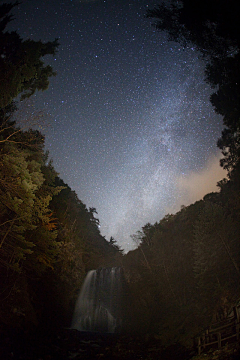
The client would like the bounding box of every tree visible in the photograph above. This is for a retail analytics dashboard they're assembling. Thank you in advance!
[109,236,124,254]
[146,0,240,174]
[0,1,59,109]
[0,140,43,271]
[193,201,240,320]
[0,126,64,273]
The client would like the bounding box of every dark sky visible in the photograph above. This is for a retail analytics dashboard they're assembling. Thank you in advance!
[6,0,226,252]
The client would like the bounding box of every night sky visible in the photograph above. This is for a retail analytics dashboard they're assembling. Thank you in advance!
[6,0,226,252]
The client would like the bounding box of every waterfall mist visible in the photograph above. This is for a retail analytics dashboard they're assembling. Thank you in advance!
[71,267,123,333]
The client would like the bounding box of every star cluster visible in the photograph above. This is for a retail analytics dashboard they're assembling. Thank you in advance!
[7,0,226,252]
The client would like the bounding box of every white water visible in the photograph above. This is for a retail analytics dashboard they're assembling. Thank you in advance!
[71,268,122,333]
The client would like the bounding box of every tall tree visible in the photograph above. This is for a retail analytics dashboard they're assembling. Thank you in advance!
[0,121,64,274]
[0,1,58,109]
[193,200,240,321]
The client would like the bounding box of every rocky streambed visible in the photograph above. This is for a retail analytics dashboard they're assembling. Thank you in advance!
[0,328,192,360]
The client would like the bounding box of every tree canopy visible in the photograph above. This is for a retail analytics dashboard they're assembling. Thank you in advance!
[0,1,59,109]
[0,1,123,334]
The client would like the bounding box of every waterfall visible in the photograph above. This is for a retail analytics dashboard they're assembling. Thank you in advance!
[71,267,123,333]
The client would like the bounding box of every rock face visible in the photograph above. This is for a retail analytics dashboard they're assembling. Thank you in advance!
[71,267,123,333]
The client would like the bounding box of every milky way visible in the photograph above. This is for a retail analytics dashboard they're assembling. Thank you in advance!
[7,0,226,251]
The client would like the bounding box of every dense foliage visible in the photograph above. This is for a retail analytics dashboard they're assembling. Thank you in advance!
[0,113,122,331]
[120,0,240,347]
[0,2,59,109]
[123,176,240,345]
[0,2,122,334]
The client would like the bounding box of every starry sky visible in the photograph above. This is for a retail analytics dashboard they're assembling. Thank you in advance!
[6,0,226,252]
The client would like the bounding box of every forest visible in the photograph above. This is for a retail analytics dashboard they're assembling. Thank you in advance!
[0,1,239,359]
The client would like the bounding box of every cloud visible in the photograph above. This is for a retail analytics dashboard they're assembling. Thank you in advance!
[174,153,227,209]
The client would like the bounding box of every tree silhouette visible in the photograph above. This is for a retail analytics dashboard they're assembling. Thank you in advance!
[0,1,59,109]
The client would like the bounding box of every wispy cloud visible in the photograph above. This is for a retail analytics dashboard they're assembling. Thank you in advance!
[174,153,227,209]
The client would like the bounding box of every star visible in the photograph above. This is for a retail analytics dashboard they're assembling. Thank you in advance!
[8,0,225,252]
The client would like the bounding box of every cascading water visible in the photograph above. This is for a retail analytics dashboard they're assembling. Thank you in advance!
[71,267,123,333]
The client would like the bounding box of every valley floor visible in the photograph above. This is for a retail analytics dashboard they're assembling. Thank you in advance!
[0,328,239,360]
